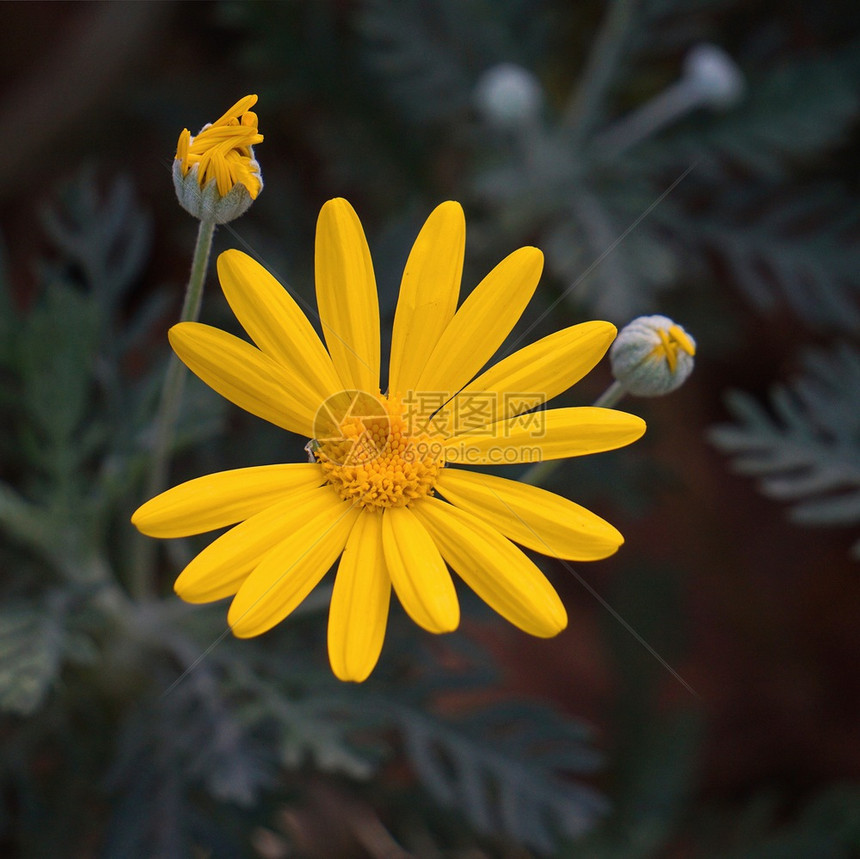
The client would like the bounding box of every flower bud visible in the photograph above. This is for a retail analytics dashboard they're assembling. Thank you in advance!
[610,315,696,396]
[474,63,543,128]
[173,95,263,223]
[682,44,745,110]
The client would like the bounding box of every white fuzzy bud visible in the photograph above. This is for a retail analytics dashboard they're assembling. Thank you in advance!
[474,63,543,128]
[172,159,261,224]
[610,315,696,396]
[683,44,745,109]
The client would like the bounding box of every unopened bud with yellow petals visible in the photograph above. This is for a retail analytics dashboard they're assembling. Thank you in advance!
[173,94,263,224]
[610,315,696,396]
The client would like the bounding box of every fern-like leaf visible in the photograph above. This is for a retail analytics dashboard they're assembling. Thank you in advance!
[357,0,548,126]
[674,185,860,331]
[652,50,859,178]
[0,598,84,716]
[40,171,152,315]
[709,343,860,558]
[396,700,606,853]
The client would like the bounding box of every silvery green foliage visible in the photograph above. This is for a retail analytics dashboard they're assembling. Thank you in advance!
[287,633,607,856]
[0,598,96,716]
[357,0,858,326]
[0,174,171,580]
[709,344,860,559]
[0,175,227,855]
[396,700,606,854]
[0,174,162,716]
[645,50,859,180]
[266,639,607,855]
[357,0,549,128]
[669,183,860,332]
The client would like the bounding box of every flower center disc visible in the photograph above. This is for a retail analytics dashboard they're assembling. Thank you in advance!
[312,391,443,510]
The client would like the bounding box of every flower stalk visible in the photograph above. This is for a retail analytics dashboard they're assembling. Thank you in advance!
[592,379,627,409]
[130,95,263,599]
[520,380,629,487]
[593,44,744,157]
[562,0,639,144]
[130,217,216,599]
[522,316,696,487]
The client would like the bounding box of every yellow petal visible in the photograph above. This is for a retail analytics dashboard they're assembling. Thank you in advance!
[211,94,258,127]
[174,485,332,604]
[315,198,380,393]
[132,464,324,538]
[415,246,543,396]
[442,407,646,464]
[169,322,317,436]
[217,250,343,404]
[328,511,390,682]
[228,498,360,637]
[388,202,464,396]
[437,468,623,561]
[381,506,459,634]
[449,321,616,423]
[412,497,567,637]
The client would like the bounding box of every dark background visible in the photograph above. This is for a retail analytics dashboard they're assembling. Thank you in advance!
[0,1,858,856]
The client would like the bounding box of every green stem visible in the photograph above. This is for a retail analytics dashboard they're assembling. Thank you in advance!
[520,380,629,486]
[562,0,639,145]
[517,457,558,489]
[129,218,216,599]
[592,379,627,409]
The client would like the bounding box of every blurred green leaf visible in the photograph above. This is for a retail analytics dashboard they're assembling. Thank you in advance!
[651,50,859,177]
[394,699,607,853]
[16,281,100,456]
[358,0,550,126]
[674,185,860,332]
[0,601,66,716]
[40,171,152,315]
[710,344,860,558]
[711,785,860,859]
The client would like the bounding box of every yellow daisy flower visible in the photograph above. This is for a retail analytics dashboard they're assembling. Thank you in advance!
[132,199,646,682]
